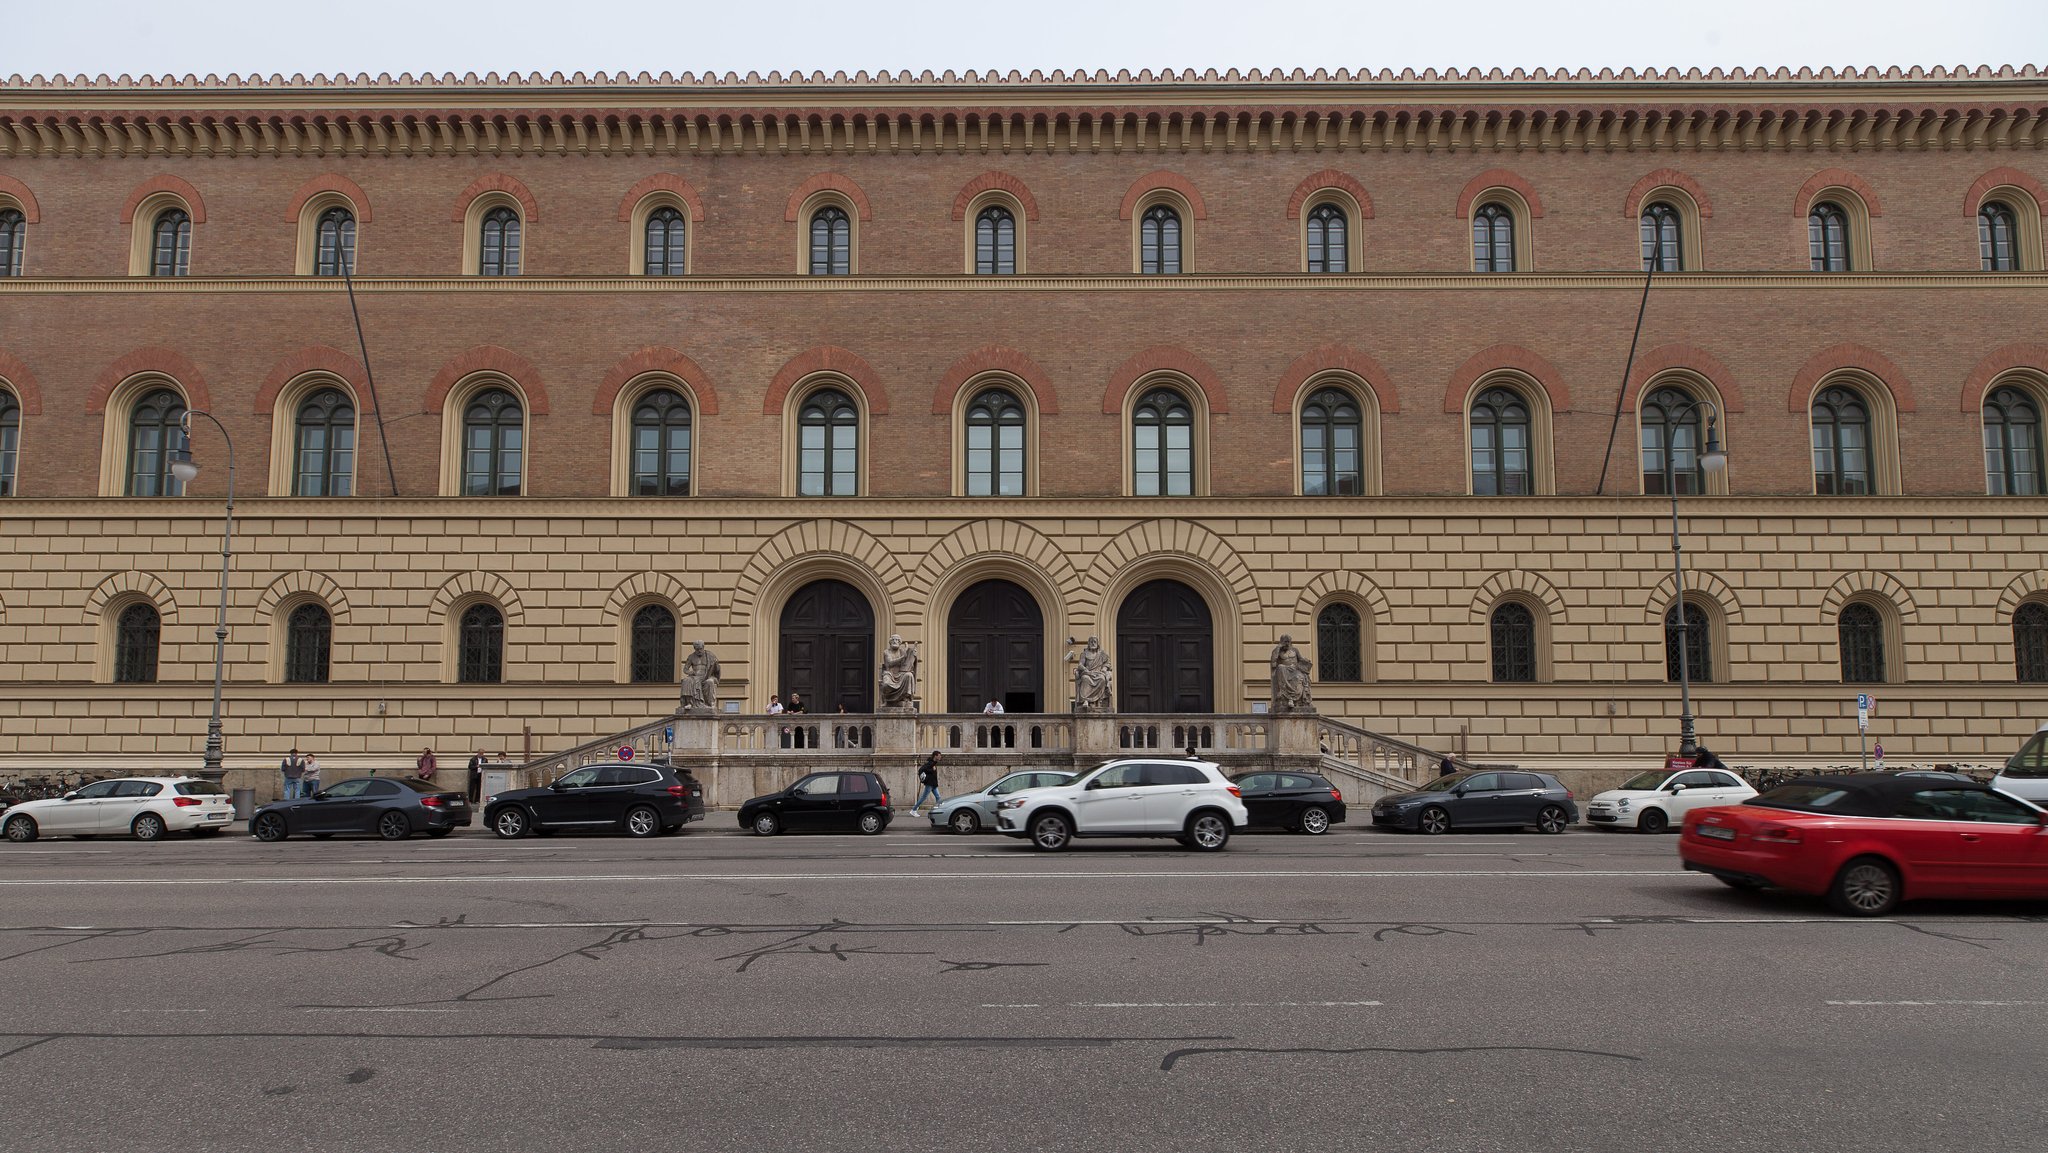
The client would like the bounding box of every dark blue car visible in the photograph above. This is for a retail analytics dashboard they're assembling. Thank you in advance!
[250,776,472,841]
[1371,770,1577,835]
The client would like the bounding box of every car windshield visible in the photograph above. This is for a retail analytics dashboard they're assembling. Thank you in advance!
[173,781,226,797]
[1620,771,1672,790]
[1747,783,1863,813]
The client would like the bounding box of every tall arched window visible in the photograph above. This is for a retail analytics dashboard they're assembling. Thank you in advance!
[1980,202,2020,271]
[964,387,1025,496]
[1983,385,2043,496]
[1809,202,1851,271]
[1307,203,1348,273]
[1473,203,1515,272]
[461,388,523,496]
[1316,603,1363,682]
[0,208,23,277]
[644,207,687,276]
[293,388,355,497]
[1664,602,1711,683]
[1641,386,1705,496]
[1838,603,1885,683]
[313,206,355,276]
[1470,387,1531,495]
[150,209,191,277]
[1641,202,1682,271]
[284,603,332,684]
[631,388,692,496]
[810,206,851,275]
[1812,386,1872,495]
[1300,387,1362,496]
[0,389,18,496]
[1490,602,1537,683]
[457,603,505,684]
[2015,602,2048,684]
[479,207,521,276]
[1140,204,1181,274]
[975,206,1016,275]
[798,388,858,496]
[630,603,676,684]
[126,388,187,497]
[1132,386,1194,496]
[114,602,160,684]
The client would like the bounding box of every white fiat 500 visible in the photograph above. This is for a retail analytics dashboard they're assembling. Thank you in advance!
[2,777,235,843]
[1584,767,1756,834]
[995,757,1248,852]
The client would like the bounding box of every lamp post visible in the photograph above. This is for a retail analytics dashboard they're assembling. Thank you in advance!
[168,411,235,779]
[1662,401,1728,758]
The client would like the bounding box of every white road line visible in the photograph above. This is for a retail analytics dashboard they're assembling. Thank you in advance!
[1,850,115,855]
[0,869,1682,886]
[981,1001,1382,1009]
[301,1007,466,1013]
[111,1008,210,1013]
[1825,999,2048,1006]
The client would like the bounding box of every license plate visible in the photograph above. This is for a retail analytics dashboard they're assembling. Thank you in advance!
[206,812,229,820]
[1696,825,1736,841]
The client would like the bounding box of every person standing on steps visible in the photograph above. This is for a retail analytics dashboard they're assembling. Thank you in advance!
[280,747,306,800]
[911,750,943,816]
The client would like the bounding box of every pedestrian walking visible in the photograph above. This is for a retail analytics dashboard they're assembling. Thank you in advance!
[911,750,943,816]
[1437,756,1456,778]
[279,747,306,800]
[416,747,437,781]
[467,748,487,804]
[300,753,321,796]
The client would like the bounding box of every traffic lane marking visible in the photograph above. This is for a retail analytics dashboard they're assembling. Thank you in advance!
[0,869,1691,886]
[981,1001,1383,1009]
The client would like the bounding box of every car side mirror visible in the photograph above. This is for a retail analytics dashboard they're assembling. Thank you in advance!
[1449,786,1466,797]
[61,792,77,801]
[1668,783,1687,793]
[312,790,329,800]
[550,781,569,791]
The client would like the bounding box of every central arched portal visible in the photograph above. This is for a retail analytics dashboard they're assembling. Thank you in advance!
[947,579,1045,713]
[779,579,874,711]
[1116,578,1214,713]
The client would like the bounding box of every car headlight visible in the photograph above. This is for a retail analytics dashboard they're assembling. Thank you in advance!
[1614,799,1630,810]
[997,798,1028,810]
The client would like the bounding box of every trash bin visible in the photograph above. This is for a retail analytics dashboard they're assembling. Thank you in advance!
[231,787,256,821]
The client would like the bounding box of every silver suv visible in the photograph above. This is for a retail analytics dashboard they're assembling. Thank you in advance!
[995,758,1249,852]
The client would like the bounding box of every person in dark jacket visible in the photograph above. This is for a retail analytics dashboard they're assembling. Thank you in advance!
[466,748,487,804]
[911,750,943,816]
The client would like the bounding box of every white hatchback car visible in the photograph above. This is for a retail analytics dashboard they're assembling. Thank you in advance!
[995,757,1248,851]
[1584,766,1756,833]
[1991,720,2048,806]
[2,777,235,842]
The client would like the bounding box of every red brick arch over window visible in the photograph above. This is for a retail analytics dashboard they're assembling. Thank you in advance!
[592,347,722,415]
[1102,346,1228,413]
[764,347,889,414]
[1963,167,2048,215]
[1285,170,1375,220]
[118,175,207,223]
[424,346,550,415]
[1793,169,1884,217]
[86,348,212,414]
[1960,343,2048,411]
[0,175,41,222]
[951,172,1040,221]
[1118,171,1208,220]
[284,174,373,221]
[1454,169,1545,219]
[0,350,44,414]
[931,346,1060,414]
[1623,169,1714,218]
[1272,345,1399,413]
[1622,345,1744,413]
[783,174,873,222]
[1786,344,1914,413]
[253,346,374,415]
[449,174,539,222]
[615,174,706,221]
[1442,346,1569,413]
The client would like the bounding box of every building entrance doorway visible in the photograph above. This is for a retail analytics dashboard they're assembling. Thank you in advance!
[1116,578,1214,713]
[779,579,874,712]
[947,579,1044,712]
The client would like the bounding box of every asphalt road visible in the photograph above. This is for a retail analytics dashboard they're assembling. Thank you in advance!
[2,821,2046,1153]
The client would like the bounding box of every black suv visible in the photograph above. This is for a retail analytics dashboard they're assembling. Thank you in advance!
[739,771,892,836]
[485,761,706,838]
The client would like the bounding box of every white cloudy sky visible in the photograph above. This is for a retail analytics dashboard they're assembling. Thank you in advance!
[4,0,2044,79]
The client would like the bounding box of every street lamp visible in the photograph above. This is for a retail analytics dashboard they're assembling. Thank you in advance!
[1662,401,1728,758]
[168,411,235,779]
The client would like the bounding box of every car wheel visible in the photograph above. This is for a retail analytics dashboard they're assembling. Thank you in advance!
[751,811,781,837]
[624,805,662,838]
[1029,812,1072,851]
[949,808,982,835]
[1418,805,1451,836]
[492,807,530,839]
[1637,808,1670,835]
[252,812,288,842]
[3,815,37,843]
[1537,805,1571,835]
[1298,806,1331,835]
[1716,876,1766,892]
[377,811,412,841]
[856,809,886,835]
[131,812,167,842]
[1828,856,1901,917]
[1186,811,1231,852]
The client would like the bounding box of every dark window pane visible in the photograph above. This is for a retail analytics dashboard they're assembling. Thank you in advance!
[964,387,1026,495]
[126,388,188,497]
[630,603,676,684]
[798,388,859,495]
[1809,203,1850,272]
[461,388,523,496]
[1300,387,1363,495]
[1983,385,2043,496]
[1641,386,1705,495]
[151,209,191,277]
[1470,387,1532,495]
[1316,603,1363,682]
[1641,202,1682,271]
[314,207,356,276]
[810,206,851,275]
[1132,387,1193,495]
[479,207,521,276]
[1473,203,1515,272]
[1140,204,1181,275]
[285,603,332,684]
[644,207,687,276]
[1664,603,1711,683]
[0,389,18,496]
[630,388,692,496]
[458,604,505,684]
[1980,203,2018,272]
[114,602,161,684]
[2016,602,2048,684]
[1812,385,1872,495]
[1307,203,1347,273]
[1839,603,1885,683]
[1490,602,1537,683]
[975,206,1016,275]
[0,209,25,277]
[293,388,356,497]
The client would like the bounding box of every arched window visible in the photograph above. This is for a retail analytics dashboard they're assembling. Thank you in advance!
[1809,202,1851,271]
[313,206,355,276]
[479,207,521,277]
[293,388,355,497]
[1307,203,1348,273]
[1984,386,2043,496]
[1300,387,1362,495]
[630,603,677,684]
[0,389,18,496]
[1641,202,1682,271]
[810,206,851,275]
[114,602,160,684]
[0,208,23,277]
[1140,204,1181,275]
[1812,386,1872,495]
[975,206,1016,275]
[1132,386,1194,496]
[2015,602,2048,684]
[1470,387,1531,495]
[150,209,191,277]
[1473,203,1515,272]
[1838,602,1885,683]
[1316,603,1363,682]
[126,388,187,497]
[284,603,332,684]
[631,388,692,496]
[457,603,505,684]
[1490,602,1537,683]
[964,387,1025,496]
[798,388,858,496]
[1641,386,1705,495]
[461,388,523,496]
[1980,202,2020,271]
[1664,602,1711,683]
[644,207,687,276]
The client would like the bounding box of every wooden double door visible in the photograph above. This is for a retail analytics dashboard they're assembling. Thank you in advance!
[947,579,1044,713]
[779,579,874,712]
[1116,578,1214,713]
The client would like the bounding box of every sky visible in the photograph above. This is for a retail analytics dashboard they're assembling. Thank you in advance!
[4,0,2045,81]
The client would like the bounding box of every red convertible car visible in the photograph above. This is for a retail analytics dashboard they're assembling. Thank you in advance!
[1680,773,2048,916]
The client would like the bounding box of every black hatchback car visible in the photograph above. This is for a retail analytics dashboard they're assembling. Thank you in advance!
[485,761,705,838]
[1371,770,1577,835]
[1229,771,1347,834]
[739,771,892,836]
[251,776,472,841]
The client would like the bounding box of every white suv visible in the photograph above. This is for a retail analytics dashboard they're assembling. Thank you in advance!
[995,758,1248,852]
